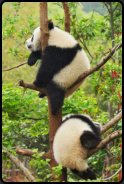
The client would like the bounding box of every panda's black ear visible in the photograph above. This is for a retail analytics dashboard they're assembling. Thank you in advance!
[27,51,42,66]
[49,22,54,30]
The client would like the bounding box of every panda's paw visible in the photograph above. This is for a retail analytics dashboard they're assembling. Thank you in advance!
[71,168,96,180]
[33,80,38,86]
[38,92,46,98]
[33,80,43,87]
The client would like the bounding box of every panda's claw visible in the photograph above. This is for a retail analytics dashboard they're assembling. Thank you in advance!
[38,92,46,98]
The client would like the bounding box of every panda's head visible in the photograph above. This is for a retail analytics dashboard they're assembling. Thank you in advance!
[26,22,55,66]
[26,26,41,52]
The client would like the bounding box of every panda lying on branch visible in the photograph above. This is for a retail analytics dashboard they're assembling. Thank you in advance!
[53,114,102,180]
[26,22,90,115]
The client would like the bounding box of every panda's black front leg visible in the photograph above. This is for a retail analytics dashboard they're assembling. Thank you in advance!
[27,51,42,66]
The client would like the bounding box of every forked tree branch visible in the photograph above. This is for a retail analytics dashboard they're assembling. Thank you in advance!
[88,111,122,157]
[16,111,122,159]
[2,145,35,182]
[19,79,47,95]
[16,130,122,159]
[88,130,122,157]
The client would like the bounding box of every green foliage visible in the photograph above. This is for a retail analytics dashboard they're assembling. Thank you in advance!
[2,83,49,151]
[52,165,63,178]
[29,152,51,182]
[2,83,49,120]
[92,62,122,113]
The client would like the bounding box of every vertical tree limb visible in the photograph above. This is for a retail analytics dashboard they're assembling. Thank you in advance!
[62,2,70,32]
[47,97,67,182]
[40,2,51,53]
[39,2,67,181]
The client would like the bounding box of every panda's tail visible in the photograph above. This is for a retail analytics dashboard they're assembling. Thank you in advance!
[46,80,65,115]
[71,168,97,180]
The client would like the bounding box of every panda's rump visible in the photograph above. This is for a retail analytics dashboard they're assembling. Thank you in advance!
[53,49,90,90]
[53,119,89,171]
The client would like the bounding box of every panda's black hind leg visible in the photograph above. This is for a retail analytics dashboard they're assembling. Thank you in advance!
[80,130,102,149]
[46,80,65,115]
[71,168,96,180]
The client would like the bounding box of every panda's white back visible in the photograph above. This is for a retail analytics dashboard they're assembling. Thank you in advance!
[53,118,92,171]
[48,27,77,48]
[53,48,90,97]
[48,27,90,95]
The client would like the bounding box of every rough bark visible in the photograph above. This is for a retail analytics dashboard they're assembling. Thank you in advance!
[62,2,70,32]
[40,2,51,53]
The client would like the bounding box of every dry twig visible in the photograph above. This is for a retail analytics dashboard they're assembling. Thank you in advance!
[2,61,27,72]
[2,145,35,182]
[78,2,84,8]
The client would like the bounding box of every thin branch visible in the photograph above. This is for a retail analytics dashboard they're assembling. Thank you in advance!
[2,61,27,71]
[16,147,41,157]
[19,79,47,95]
[104,2,110,13]
[102,165,122,181]
[88,112,122,157]
[98,51,109,62]
[102,111,122,134]
[16,147,52,160]
[80,39,94,59]
[14,2,21,17]
[88,130,122,157]
[20,88,26,101]
[2,145,35,182]
[94,9,104,16]
[78,2,84,8]
[71,23,94,59]
[113,2,119,13]
[69,41,122,89]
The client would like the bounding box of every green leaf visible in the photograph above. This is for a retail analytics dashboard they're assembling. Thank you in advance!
[7,164,11,168]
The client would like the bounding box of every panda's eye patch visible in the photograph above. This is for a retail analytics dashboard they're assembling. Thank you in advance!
[31,35,34,42]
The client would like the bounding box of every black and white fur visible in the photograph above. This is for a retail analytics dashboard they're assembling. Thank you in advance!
[53,114,102,180]
[26,22,90,115]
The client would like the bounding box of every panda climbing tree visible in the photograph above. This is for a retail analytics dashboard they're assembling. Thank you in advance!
[25,22,90,115]
[15,2,122,182]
